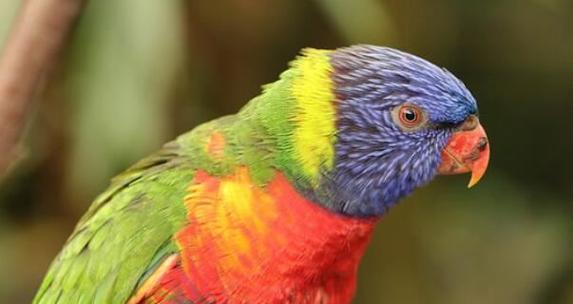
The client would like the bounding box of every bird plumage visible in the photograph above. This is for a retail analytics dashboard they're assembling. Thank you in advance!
[34,45,488,304]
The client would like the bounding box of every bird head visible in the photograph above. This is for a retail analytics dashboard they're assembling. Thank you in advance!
[305,45,490,217]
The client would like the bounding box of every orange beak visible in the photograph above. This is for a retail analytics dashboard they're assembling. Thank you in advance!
[437,116,490,188]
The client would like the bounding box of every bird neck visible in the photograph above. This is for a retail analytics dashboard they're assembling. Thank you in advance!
[237,48,337,190]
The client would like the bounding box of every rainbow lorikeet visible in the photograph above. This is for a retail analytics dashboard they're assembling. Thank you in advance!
[34,45,489,304]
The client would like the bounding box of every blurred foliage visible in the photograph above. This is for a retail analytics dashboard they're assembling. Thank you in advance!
[1,0,572,303]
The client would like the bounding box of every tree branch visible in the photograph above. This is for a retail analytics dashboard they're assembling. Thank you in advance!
[0,0,85,178]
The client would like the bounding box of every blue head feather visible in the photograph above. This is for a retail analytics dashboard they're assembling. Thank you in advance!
[311,45,478,217]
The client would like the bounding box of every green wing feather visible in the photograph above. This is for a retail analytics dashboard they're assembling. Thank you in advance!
[33,141,195,304]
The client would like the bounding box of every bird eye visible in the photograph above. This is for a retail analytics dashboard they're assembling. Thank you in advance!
[398,105,423,128]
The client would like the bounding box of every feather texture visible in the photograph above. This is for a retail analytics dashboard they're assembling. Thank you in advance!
[34,45,481,303]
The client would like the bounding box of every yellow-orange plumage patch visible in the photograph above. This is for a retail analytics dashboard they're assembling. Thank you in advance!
[205,131,226,159]
[178,168,278,278]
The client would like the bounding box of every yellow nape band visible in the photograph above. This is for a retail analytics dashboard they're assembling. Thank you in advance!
[291,49,336,185]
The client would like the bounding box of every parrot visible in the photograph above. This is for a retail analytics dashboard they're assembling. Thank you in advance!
[33,45,490,304]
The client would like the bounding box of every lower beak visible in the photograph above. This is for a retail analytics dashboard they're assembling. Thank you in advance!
[437,119,490,188]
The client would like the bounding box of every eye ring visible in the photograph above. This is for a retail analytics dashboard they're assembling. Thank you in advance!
[397,104,424,129]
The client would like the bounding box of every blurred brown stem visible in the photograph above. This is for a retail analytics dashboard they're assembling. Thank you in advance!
[0,0,85,178]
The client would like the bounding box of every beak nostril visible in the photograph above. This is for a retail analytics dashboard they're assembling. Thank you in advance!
[461,115,479,131]
[477,137,488,151]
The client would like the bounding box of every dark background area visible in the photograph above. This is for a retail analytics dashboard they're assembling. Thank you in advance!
[0,0,572,303]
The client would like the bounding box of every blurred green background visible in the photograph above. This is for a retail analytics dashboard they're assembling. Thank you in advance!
[1,0,572,303]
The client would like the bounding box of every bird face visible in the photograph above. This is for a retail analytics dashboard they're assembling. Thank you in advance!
[321,45,490,217]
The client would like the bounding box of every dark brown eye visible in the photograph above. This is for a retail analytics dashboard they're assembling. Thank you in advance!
[398,105,422,127]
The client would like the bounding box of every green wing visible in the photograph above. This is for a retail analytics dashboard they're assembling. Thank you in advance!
[33,141,196,304]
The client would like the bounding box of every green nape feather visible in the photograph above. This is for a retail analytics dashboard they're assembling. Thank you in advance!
[33,48,337,303]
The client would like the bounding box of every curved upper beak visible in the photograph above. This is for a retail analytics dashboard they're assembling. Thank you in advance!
[437,115,490,188]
